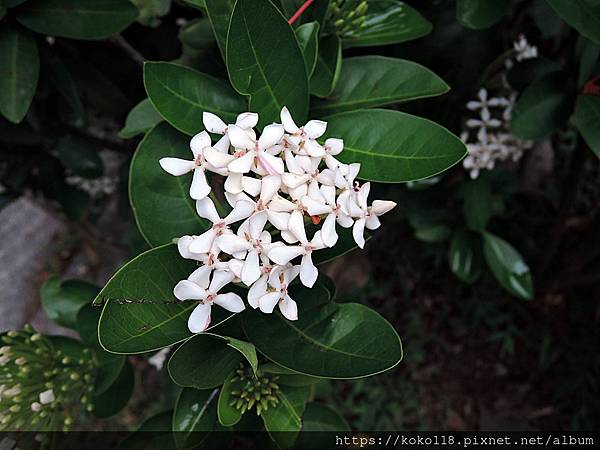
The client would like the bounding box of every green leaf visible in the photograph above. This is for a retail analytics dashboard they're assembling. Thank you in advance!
[217,372,242,427]
[129,122,209,247]
[97,244,233,354]
[144,61,246,136]
[203,0,235,57]
[322,109,467,183]
[242,282,402,378]
[310,34,342,98]
[41,276,99,330]
[576,35,600,86]
[545,0,600,44]
[279,0,330,27]
[296,21,319,77]
[510,72,573,140]
[92,359,135,418]
[415,223,451,243]
[262,362,320,387]
[119,98,163,139]
[342,0,432,48]
[168,333,243,389]
[54,135,105,179]
[119,411,175,450]
[299,403,350,431]
[131,0,171,27]
[483,232,534,300]
[226,0,309,126]
[225,336,258,374]
[262,385,310,448]
[506,57,562,92]
[311,56,449,116]
[173,388,217,449]
[448,230,483,284]
[0,24,39,124]
[179,17,215,50]
[459,177,494,231]
[456,0,510,30]
[312,227,364,264]
[16,0,138,40]
[573,95,600,159]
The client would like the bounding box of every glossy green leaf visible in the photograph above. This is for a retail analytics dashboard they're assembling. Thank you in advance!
[226,0,309,126]
[262,385,310,448]
[173,388,217,449]
[168,333,243,389]
[448,230,483,284]
[311,56,449,115]
[262,362,320,387]
[132,0,171,27]
[545,0,600,44]
[119,98,163,139]
[459,177,494,231]
[92,360,135,418]
[506,57,561,92]
[0,24,39,124]
[217,372,242,427]
[204,0,234,57]
[296,21,319,77]
[144,61,246,136]
[322,109,467,183]
[242,282,402,378]
[129,122,209,247]
[16,0,138,40]
[179,17,215,50]
[226,337,258,374]
[573,95,600,159]
[41,276,99,330]
[97,244,232,354]
[511,72,573,140]
[278,0,330,27]
[456,0,510,30]
[576,36,600,86]
[483,232,534,300]
[300,403,349,431]
[310,34,342,98]
[54,135,104,179]
[342,0,432,48]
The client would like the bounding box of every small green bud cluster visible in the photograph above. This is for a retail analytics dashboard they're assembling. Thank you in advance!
[0,325,96,431]
[327,0,369,36]
[229,364,280,416]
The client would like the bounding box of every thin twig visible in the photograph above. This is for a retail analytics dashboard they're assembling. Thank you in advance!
[109,35,145,67]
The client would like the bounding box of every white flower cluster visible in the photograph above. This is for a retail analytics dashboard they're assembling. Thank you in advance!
[462,35,537,179]
[160,107,396,333]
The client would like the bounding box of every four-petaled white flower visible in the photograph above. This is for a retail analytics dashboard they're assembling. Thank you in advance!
[161,107,396,332]
[174,267,245,332]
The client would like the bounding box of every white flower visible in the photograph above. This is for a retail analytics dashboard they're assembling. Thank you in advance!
[258,265,301,320]
[159,131,225,200]
[513,35,538,62]
[39,389,55,405]
[174,268,245,333]
[164,106,398,331]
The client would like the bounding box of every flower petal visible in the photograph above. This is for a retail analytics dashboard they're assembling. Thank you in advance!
[228,124,254,149]
[300,253,318,288]
[259,292,282,314]
[288,210,308,244]
[204,146,234,168]
[371,200,396,216]
[249,210,268,238]
[241,249,261,286]
[214,292,245,313]
[209,269,235,293]
[366,214,381,230]
[228,151,254,174]
[188,229,217,254]
[257,151,285,175]
[188,303,212,333]
[258,124,284,150]
[268,195,296,212]
[283,265,301,285]
[174,280,206,300]
[248,275,268,309]
[224,172,244,194]
[203,112,227,134]
[190,168,211,200]
[280,106,300,134]
[224,200,255,225]
[242,176,262,197]
[190,131,211,157]
[267,210,290,230]
[303,120,327,139]
[196,197,221,223]
[214,134,230,152]
[216,233,250,254]
[235,112,258,129]
[187,265,212,289]
[321,213,338,247]
[268,245,304,265]
[301,196,330,216]
[279,295,298,320]
[260,174,281,204]
[324,137,343,155]
[159,158,194,176]
[352,217,366,249]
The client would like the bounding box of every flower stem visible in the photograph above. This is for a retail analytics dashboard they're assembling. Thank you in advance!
[288,0,315,25]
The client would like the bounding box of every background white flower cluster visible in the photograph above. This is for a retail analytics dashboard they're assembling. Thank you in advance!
[159,107,396,333]
[462,35,537,179]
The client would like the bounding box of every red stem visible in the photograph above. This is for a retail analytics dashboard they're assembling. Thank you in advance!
[288,0,315,25]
